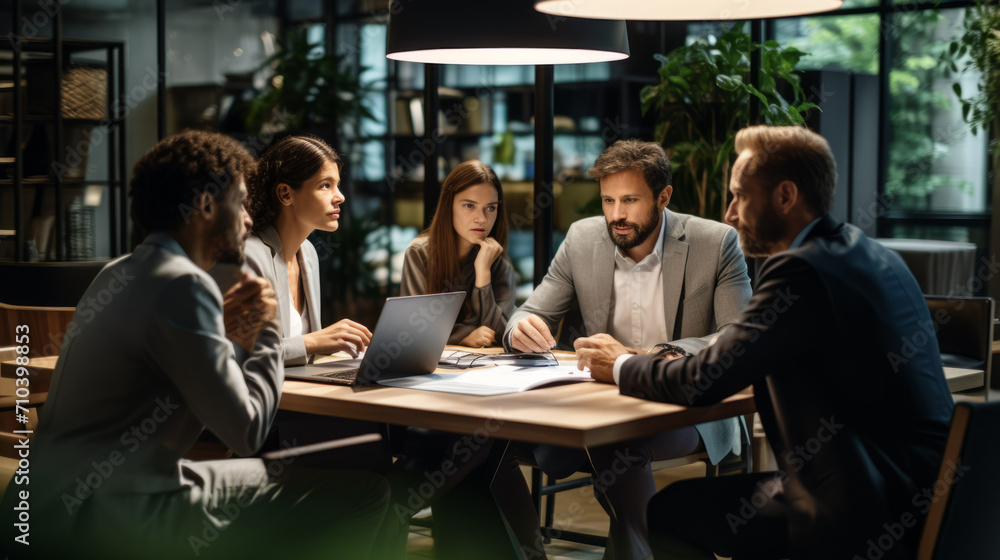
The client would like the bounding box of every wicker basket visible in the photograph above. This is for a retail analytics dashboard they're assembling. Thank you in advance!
[26,62,107,119]
[61,66,107,120]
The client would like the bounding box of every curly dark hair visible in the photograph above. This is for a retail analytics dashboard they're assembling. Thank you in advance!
[130,129,254,237]
[248,135,343,231]
[588,139,672,198]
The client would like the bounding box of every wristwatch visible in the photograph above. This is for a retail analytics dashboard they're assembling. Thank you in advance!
[651,343,690,358]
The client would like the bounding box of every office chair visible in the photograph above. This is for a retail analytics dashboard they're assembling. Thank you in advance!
[530,414,754,547]
[917,401,1000,559]
[924,296,994,397]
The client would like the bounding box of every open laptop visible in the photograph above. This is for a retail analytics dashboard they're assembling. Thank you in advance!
[284,291,466,386]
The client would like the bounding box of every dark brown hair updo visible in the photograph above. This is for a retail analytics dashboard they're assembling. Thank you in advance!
[248,135,343,231]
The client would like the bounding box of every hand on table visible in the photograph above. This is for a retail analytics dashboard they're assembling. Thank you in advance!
[459,325,496,348]
[223,274,278,352]
[574,334,634,383]
[304,319,373,358]
[509,314,556,353]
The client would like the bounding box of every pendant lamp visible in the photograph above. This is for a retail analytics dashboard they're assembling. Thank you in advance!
[386,0,629,65]
[533,0,842,21]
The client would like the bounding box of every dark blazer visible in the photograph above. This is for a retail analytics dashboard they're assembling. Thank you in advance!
[619,215,955,559]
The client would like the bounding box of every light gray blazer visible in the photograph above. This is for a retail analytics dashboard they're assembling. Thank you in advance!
[505,210,752,463]
[30,234,283,518]
[243,225,322,366]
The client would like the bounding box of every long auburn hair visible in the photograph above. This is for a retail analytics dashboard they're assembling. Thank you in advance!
[425,160,509,293]
[248,135,343,231]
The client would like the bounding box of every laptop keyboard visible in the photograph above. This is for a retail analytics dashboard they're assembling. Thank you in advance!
[316,368,360,382]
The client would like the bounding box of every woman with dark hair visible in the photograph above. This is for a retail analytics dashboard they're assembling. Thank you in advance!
[245,135,372,365]
[244,135,387,473]
[400,160,516,348]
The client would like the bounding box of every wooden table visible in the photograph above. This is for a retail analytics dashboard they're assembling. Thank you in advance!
[943,366,984,393]
[281,378,755,449]
[2,354,754,449]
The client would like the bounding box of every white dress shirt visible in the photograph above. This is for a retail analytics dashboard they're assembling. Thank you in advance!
[608,209,669,351]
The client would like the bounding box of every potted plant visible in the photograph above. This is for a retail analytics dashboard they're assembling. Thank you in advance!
[946,0,999,199]
[244,27,382,324]
[640,23,817,222]
[245,28,372,137]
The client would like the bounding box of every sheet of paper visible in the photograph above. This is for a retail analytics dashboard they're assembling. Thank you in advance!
[378,365,592,396]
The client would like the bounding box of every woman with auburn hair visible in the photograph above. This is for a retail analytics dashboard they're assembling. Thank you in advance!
[244,134,372,365]
[400,160,515,348]
[375,162,543,560]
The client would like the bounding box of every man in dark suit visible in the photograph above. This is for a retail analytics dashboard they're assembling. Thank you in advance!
[575,125,955,560]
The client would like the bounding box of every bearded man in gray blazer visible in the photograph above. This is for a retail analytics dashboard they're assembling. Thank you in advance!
[504,139,752,560]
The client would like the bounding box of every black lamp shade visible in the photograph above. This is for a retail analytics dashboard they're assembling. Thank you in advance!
[386,0,629,65]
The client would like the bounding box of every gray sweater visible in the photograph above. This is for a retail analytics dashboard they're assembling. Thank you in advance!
[400,235,516,345]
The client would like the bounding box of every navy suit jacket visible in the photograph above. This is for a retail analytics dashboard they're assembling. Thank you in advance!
[620,215,954,559]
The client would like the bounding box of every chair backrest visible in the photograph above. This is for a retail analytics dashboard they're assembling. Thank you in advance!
[925,296,994,389]
[0,261,105,307]
[917,401,1000,559]
[0,303,75,357]
[0,261,103,356]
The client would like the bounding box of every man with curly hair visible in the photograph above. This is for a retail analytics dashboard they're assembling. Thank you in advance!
[3,130,389,559]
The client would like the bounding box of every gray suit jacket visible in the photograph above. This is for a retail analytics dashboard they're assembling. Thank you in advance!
[29,234,284,520]
[243,226,322,366]
[505,209,752,463]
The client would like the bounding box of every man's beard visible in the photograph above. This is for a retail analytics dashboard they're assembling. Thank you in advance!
[212,208,245,265]
[737,203,785,258]
[607,205,661,251]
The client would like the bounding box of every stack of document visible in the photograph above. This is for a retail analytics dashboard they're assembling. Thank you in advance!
[378,365,593,396]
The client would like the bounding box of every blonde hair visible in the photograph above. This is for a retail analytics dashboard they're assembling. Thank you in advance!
[734,126,837,215]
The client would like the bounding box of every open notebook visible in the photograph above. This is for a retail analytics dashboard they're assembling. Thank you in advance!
[377,364,593,396]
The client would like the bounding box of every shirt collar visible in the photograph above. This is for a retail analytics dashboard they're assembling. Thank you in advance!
[142,232,190,259]
[614,208,667,265]
[789,217,822,250]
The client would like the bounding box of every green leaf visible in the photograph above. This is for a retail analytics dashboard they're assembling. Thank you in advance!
[716,74,743,91]
[953,82,962,98]
[668,75,691,89]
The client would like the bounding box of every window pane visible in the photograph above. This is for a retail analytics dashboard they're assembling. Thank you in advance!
[773,14,880,74]
[885,8,987,213]
[842,0,878,8]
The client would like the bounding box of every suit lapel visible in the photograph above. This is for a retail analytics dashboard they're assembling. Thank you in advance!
[300,245,321,330]
[259,226,291,334]
[593,232,615,333]
[661,210,688,340]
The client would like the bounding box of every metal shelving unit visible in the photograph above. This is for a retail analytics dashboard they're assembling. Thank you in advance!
[1,1,126,262]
